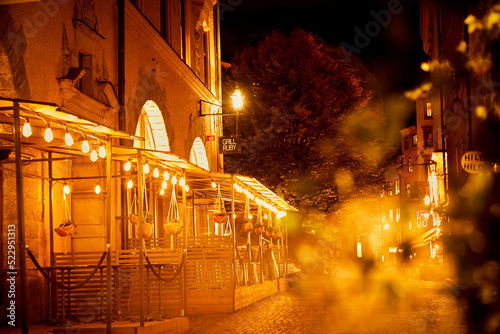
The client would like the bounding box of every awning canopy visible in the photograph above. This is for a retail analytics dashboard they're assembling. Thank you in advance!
[0,98,297,213]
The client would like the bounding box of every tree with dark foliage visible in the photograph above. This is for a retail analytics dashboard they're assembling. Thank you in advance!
[223,29,395,232]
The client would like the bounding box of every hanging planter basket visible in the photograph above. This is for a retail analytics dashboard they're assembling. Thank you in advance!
[165,219,183,235]
[266,227,276,239]
[136,222,154,239]
[213,212,228,224]
[254,224,264,236]
[241,218,253,232]
[165,187,183,235]
[55,220,75,237]
[213,185,229,227]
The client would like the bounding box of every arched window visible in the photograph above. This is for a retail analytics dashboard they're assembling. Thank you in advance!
[133,100,170,152]
[189,137,209,170]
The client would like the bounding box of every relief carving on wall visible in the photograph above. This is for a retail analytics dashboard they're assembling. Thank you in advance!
[74,0,99,32]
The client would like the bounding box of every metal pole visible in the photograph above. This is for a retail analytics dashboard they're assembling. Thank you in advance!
[137,151,144,327]
[231,176,236,311]
[14,100,29,333]
[182,170,188,316]
[49,152,57,319]
[106,138,112,334]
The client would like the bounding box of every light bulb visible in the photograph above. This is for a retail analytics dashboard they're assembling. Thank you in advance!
[212,181,216,188]
[185,185,189,192]
[160,188,165,196]
[95,184,101,194]
[143,163,150,174]
[63,185,70,194]
[124,160,131,171]
[99,146,106,158]
[249,214,253,219]
[127,179,133,189]
[162,180,167,189]
[90,149,98,162]
[81,140,90,153]
[171,175,177,185]
[180,178,185,187]
[163,171,169,181]
[22,119,32,138]
[153,167,159,178]
[44,126,53,143]
[65,131,73,146]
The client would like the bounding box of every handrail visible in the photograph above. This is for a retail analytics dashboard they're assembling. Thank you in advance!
[26,246,108,290]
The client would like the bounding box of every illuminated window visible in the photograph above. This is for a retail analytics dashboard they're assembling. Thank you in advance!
[404,136,409,150]
[395,180,400,194]
[409,221,412,230]
[408,157,413,173]
[412,134,417,147]
[406,183,411,198]
[396,208,400,222]
[389,209,394,223]
[425,101,433,118]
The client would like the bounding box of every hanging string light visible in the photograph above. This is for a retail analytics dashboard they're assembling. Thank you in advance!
[44,125,54,143]
[63,184,71,194]
[22,118,32,138]
[143,161,150,174]
[98,145,106,158]
[185,185,189,192]
[81,140,90,153]
[171,175,177,185]
[90,149,98,162]
[64,129,73,146]
[179,177,185,187]
[124,159,131,171]
[212,181,216,188]
[163,170,169,181]
[127,179,133,189]
[95,183,101,194]
[160,188,165,196]
[153,166,160,178]
[162,180,168,189]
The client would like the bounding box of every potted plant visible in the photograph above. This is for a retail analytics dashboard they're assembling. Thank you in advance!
[241,218,253,232]
[254,224,264,236]
[55,219,75,237]
[165,187,183,235]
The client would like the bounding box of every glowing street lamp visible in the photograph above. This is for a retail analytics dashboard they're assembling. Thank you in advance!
[230,88,244,110]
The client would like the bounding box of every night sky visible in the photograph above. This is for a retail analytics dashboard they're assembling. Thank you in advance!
[220,0,428,97]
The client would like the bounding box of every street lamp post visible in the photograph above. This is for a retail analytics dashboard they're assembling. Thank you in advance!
[199,88,244,135]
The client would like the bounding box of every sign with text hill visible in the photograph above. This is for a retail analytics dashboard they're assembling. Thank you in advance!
[219,136,241,154]
[461,151,489,174]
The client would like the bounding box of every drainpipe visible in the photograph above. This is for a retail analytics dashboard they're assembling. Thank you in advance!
[118,0,128,250]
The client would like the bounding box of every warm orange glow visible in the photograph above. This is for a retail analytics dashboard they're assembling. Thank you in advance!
[65,131,74,146]
[99,146,106,158]
[231,89,244,110]
[127,179,133,189]
[81,140,90,153]
[153,167,160,178]
[162,180,167,189]
[63,185,71,194]
[44,126,53,142]
[90,149,98,162]
[95,184,101,194]
[124,160,131,171]
[22,119,32,137]
[163,171,169,181]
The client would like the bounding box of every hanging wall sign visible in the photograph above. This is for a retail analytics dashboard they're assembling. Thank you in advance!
[461,151,488,174]
[219,136,241,154]
[206,135,215,142]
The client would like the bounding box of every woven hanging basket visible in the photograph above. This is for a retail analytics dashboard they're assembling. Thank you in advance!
[165,219,183,235]
[55,220,74,237]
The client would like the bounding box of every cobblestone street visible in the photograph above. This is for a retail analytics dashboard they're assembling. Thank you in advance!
[187,269,465,334]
